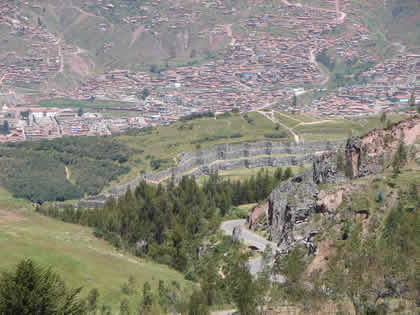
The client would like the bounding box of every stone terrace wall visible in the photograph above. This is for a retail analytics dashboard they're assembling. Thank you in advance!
[77,140,338,208]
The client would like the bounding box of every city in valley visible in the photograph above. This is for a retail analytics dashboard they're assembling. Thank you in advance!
[0,0,418,142]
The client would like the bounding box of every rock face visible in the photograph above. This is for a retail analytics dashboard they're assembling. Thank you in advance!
[267,116,420,255]
[77,140,337,208]
[313,151,346,185]
[232,225,243,243]
[345,115,420,178]
[268,170,320,254]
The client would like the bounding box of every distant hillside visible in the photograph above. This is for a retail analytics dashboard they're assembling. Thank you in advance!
[349,0,420,49]
[0,110,407,204]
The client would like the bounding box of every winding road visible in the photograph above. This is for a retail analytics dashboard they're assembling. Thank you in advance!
[220,219,282,276]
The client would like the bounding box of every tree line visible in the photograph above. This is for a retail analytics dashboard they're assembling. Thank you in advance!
[38,167,295,272]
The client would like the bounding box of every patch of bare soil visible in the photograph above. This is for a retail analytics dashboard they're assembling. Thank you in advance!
[68,55,93,76]
[306,240,334,274]
[0,210,26,224]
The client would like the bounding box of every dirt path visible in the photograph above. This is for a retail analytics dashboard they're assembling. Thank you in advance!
[65,166,71,182]
[0,73,6,85]
[258,110,300,144]
[57,40,64,73]
[282,0,346,24]
[224,24,235,45]
[294,119,333,127]
[276,111,302,124]
[129,25,145,48]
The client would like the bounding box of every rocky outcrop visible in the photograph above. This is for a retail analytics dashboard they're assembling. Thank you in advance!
[267,116,420,256]
[345,115,420,178]
[268,170,321,254]
[312,151,346,185]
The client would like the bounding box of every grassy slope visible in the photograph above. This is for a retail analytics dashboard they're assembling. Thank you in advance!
[0,188,191,311]
[110,112,281,185]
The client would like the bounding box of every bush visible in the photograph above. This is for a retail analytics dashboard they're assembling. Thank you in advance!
[264,132,288,139]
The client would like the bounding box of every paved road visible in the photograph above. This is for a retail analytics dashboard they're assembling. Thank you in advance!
[220,220,281,276]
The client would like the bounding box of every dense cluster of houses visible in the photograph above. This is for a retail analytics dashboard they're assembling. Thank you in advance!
[308,54,420,116]
[0,0,418,142]
[0,105,147,142]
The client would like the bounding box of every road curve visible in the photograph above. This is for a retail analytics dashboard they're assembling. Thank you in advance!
[220,219,280,275]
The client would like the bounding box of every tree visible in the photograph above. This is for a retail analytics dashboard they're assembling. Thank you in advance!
[380,112,387,125]
[0,259,86,315]
[292,95,297,107]
[150,64,158,73]
[336,150,344,172]
[187,290,209,315]
[87,288,99,313]
[392,142,407,176]
[120,298,130,315]
[141,88,150,100]
[139,281,153,314]
[274,167,283,181]
[190,48,197,59]
[283,167,293,180]
[226,253,264,315]
[1,120,8,135]
[78,107,84,117]
[409,91,415,107]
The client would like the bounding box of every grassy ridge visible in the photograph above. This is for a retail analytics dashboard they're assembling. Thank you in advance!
[0,189,191,311]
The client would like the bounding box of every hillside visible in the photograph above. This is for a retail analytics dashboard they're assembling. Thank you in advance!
[0,0,417,120]
[0,189,192,312]
[0,111,407,204]
[32,115,420,314]
[245,115,420,313]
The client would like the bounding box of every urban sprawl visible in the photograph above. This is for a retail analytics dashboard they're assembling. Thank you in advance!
[0,0,418,142]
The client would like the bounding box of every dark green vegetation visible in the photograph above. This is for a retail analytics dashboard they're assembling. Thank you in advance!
[0,137,134,203]
[39,168,293,267]
[316,49,374,88]
[0,259,192,315]
[0,259,86,315]
[35,168,294,313]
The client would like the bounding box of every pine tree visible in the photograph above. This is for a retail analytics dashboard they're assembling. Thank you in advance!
[187,290,209,315]
[119,298,130,315]
[283,167,293,180]
[1,120,8,135]
[87,288,100,313]
[139,282,153,314]
[336,150,344,172]
[0,259,86,315]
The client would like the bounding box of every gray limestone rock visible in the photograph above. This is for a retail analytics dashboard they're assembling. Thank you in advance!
[232,225,243,243]
[268,170,320,254]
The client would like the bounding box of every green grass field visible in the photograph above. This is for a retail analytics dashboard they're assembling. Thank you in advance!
[104,111,409,190]
[0,189,191,311]
[110,112,283,186]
